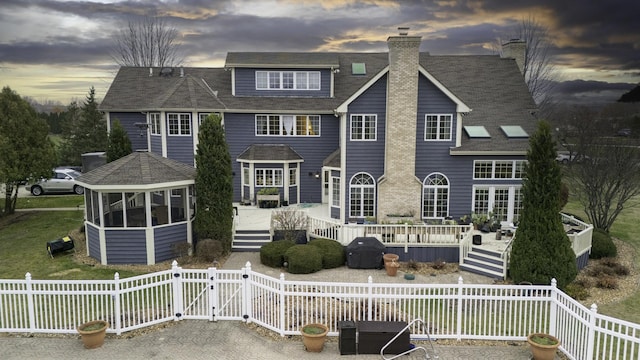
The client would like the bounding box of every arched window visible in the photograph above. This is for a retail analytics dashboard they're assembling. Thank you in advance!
[422,173,449,219]
[349,173,375,218]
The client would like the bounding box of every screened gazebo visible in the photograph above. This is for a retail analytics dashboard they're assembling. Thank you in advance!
[76,151,196,265]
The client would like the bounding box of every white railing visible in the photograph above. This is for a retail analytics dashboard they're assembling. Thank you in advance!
[307,215,471,246]
[561,213,594,257]
[2,262,638,359]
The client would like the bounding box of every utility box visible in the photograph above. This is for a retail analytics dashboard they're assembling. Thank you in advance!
[357,321,410,355]
[338,321,356,355]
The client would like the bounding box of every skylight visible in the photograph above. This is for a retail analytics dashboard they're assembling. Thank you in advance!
[500,125,529,138]
[351,63,366,75]
[464,126,490,138]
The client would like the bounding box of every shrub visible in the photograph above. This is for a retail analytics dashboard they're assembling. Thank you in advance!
[590,229,617,259]
[407,259,420,271]
[597,257,630,276]
[195,239,224,262]
[565,283,590,300]
[285,245,323,274]
[431,259,446,270]
[573,276,594,289]
[586,264,616,277]
[308,238,345,269]
[260,240,295,268]
[596,275,618,289]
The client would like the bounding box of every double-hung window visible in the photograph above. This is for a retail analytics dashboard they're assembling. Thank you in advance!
[150,113,161,135]
[168,113,191,136]
[350,114,377,140]
[425,114,452,140]
[255,115,320,136]
[256,71,321,90]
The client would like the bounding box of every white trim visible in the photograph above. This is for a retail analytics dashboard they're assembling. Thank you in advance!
[456,113,463,147]
[99,228,107,265]
[349,114,377,141]
[424,114,453,141]
[339,112,347,223]
[145,228,155,265]
[160,111,167,157]
[76,180,195,191]
[421,172,450,219]
[450,150,527,156]
[231,68,236,96]
[348,172,376,218]
[472,160,526,180]
[418,67,471,113]
[472,184,523,223]
[336,66,389,113]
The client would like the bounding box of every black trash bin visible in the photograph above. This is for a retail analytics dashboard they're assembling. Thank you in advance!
[338,320,356,355]
[472,234,482,245]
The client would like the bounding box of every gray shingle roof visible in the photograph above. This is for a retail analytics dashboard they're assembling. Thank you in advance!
[100,52,537,152]
[237,144,303,161]
[77,151,196,186]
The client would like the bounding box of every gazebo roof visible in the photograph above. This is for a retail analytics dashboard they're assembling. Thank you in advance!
[77,151,196,187]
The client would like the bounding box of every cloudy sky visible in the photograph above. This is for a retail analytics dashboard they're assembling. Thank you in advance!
[1,0,638,106]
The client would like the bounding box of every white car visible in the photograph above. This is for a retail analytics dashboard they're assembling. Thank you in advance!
[555,152,574,164]
[26,168,84,196]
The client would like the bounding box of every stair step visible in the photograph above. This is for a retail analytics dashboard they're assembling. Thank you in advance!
[459,263,504,279]
[467,251,503,266]
[233,229,271,252]
[463,257,503,273]
[470,247,502,257]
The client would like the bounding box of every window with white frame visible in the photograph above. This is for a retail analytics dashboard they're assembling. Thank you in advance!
[198,113,210,124]
[349,173,375,217]
[255,71,321,90]
[255,169,283,187]
[350,114,377,141]
[422,173,449,219]
[473,185,523,223]
[473,160,526,179]
[255,115,320,136]
[150,113,161,135]
[243,168,250,186]
[331,177,340,207]
[289,168,297,186]
[425,114,452,140]
[168,113,191,135]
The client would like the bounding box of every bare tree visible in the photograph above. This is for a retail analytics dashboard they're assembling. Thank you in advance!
[557,106,640,232]
[498,16,557,111]
[112,16,183,67]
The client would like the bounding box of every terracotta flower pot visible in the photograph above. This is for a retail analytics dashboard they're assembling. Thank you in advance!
[301,323,328,352]
[385,260,400,276]
[527,333,560,360]
[383,253,399,265]
[77,320,109,349]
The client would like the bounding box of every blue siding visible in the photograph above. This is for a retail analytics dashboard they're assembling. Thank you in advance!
[576,251,589,270]
[154,223,188,263]
[384,246,459,263]
[344,76,388,214]
[105,229,147,264]
[234,68,332,97]
[86,223,101,260]
[225,113,339,203]
[110,112,148,151]
[166,134,194,166]
[150,134,162,155]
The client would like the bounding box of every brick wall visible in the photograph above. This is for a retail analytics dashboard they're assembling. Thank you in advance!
[377,35,423,221]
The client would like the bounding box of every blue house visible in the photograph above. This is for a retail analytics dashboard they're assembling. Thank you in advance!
[100,31,535,228]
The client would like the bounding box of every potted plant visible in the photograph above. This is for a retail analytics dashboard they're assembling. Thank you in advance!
[385,259,400,276]
[458,214,471,225]
[527,333,560,360]
[77,320,109,349]
[301,323,329,352]
[471,212,488,230]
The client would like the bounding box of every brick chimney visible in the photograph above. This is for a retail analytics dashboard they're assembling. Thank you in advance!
[502,39,526,75]
[377,28,423,221]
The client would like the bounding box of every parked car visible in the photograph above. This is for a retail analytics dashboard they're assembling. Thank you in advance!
[555,152,574,164]
[26,168,84,196]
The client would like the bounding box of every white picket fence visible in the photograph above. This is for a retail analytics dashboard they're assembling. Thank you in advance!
[1,261,639,360]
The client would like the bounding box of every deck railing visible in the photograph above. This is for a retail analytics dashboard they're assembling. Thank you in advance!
[1,262,638,360]
[307,215,471,246]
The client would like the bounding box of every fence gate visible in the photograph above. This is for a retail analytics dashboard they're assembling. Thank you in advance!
[207,268,247,321]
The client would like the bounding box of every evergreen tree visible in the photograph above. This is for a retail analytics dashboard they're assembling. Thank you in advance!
[510,120,577,289]
[0,87,56,216]
[58,87,107,165]
[194,114,233,254]
[106,119,132,162]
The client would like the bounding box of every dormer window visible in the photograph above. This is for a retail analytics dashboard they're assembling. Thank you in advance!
[256,71,320,90]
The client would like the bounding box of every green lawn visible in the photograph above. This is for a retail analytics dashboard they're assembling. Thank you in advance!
[16,195,84,209]
[0,211,144,280]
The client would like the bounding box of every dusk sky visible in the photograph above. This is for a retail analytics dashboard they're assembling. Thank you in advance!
[1,0,639,107]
